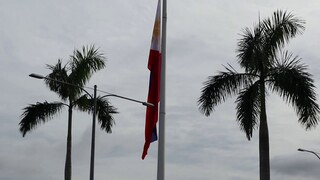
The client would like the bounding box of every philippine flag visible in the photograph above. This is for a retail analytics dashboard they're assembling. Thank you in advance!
[142,0,161,160]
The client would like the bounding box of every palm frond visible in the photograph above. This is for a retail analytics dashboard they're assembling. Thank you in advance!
[267,52,319,128]
[74,95,118,133]
[69,45,106,88]
[74,94,92,111]
[198,67,256,116]
[19,101,65,137]
[237,27,261,72]
[237,26,264,73]
[237,10,305,74]
[45,60,80,101]
[236,81,260,140]
[263,10,305,59]
[96,97,118,133]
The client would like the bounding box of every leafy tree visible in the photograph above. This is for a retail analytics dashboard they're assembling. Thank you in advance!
[19,45,118,180]
[198,10,319,180]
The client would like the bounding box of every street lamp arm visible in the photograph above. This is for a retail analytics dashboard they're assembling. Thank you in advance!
[100,93,154,107]
[30,73,151,107]
[29,73,94,99]
[311,152,320,160]
[30,73,150,106]
[297,148,320,160]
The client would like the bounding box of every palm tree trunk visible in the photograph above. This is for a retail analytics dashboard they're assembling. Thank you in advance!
[65,105,72,180]
[259,80,270,180]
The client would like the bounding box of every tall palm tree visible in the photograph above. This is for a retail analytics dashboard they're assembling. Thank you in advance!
[19,45,118,180]
[198,10,319,180]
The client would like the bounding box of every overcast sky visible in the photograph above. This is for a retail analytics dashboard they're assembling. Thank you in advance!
[1,0,320,180]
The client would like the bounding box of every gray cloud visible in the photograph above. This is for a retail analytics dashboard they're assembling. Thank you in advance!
[272,154,320,180]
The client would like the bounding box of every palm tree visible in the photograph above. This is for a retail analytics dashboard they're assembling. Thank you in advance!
[19,45,118,180]
[198,10,319,180]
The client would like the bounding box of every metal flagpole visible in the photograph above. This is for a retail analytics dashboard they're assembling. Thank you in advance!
[157,0,167,179]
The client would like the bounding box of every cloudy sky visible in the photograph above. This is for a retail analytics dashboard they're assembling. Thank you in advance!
[1,0,320,179]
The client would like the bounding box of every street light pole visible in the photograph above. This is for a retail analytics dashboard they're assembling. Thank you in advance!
[297,148,320,160]
[89,85,97,180]
[29,73,153,180]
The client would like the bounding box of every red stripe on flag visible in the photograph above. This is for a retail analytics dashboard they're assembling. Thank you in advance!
[142,49,161,160]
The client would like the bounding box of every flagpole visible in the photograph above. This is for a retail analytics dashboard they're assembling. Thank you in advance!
[157,0,166,179]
